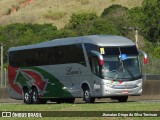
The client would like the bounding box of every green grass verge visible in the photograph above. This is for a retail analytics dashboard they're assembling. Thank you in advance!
[0,102,160,119]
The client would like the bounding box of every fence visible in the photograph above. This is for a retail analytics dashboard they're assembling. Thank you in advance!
[0,69,8,87]
[146,55,160,75]
[0,45,8,88]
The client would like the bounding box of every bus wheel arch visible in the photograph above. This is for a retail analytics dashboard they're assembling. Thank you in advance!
[22,86,32,104]
[81,83,95,103]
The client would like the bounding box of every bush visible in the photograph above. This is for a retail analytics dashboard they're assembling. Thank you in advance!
[52,29,78,39]
[0,23,57,46]
[67,13,98,29]
[153,47,160,58]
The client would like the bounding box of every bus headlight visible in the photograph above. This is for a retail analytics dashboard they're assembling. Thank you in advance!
[101,81,105,85]
[106,84,113,88]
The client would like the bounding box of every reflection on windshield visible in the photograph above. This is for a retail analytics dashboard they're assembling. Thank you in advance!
[102,56,141,80]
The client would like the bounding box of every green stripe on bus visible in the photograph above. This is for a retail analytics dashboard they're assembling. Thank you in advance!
[21,66,73,98]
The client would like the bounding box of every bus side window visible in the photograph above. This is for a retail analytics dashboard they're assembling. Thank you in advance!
[90,56,100,76]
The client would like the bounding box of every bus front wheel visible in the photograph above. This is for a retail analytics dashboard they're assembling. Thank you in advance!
[83,87,95,103]
[117,96,128,102]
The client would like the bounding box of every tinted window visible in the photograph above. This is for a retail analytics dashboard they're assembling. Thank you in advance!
[84,43,98,53]
[99,46,138,56]
[9,44,86,67]
[120,46,138,55]
[84,44,103,77]
[102,47,120,56]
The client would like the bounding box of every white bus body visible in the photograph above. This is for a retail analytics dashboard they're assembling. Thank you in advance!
[8,35,147,104]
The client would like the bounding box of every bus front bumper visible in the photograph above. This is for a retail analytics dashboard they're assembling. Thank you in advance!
[101,85,142,97]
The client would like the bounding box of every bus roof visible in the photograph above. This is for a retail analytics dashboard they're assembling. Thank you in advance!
[9,35,135,51]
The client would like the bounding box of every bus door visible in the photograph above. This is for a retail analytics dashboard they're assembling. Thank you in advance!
[88,51,104,96]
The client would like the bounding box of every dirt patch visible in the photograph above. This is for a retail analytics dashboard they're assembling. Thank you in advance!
[0,87,9,99]
[0,98,22,103]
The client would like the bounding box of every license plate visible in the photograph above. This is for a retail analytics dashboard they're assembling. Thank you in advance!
[122,91,128,94]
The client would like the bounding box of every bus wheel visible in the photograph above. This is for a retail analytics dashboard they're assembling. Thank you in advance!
[32,88,47,104]
[32,88,40,104]
[117,96,128,102]
[23,89,32,104]
[83,87,95,103]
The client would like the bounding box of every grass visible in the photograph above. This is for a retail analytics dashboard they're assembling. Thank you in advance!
[0,102,160,119]
[0,102,159,111]
[43,10,67,20]
[0,0,22,15]
[0,0,143,29]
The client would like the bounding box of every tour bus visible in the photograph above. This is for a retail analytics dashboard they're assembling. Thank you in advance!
[8,35,148,104]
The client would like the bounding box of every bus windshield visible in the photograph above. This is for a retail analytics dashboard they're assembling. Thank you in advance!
[100,46,142,81]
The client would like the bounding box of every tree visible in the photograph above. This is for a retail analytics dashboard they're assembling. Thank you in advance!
[66,12,121,36]
[101,4,133,36]
[126,7,147,29]
[75,18,121,35]
[142,0,160,42]
[101,4,128,18]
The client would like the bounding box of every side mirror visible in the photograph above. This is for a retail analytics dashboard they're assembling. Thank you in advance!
[139,51,148,64]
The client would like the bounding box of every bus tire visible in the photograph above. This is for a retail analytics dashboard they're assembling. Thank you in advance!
[83,87,95,103]
[32,88,47,104]
[117,96,128,102]
[23,89,32,104]
[32,88,40,104]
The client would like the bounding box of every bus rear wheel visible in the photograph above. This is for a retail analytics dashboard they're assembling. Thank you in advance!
[32,88,47,104]
[83,87,95,103]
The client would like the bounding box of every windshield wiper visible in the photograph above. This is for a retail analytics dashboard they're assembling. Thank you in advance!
[113,59,124,80]
[123,65,135,80]
[114,74,118,80]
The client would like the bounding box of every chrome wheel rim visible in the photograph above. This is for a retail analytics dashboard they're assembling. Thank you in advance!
[24,92,29,101]
[85,90,90,99]
[33,91,38,102]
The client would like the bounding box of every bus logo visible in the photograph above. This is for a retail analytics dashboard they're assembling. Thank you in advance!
[66,67,82,75]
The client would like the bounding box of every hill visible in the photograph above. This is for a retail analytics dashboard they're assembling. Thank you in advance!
[0,0,143,29]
